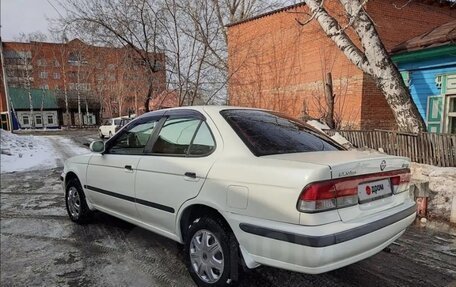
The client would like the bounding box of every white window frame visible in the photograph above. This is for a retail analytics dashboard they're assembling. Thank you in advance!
[444,94,456,133]
[22,115,30,125]
[47,114,55,125]
[37,59,47,66]
[35,115,43,126]
[39,71,48,79]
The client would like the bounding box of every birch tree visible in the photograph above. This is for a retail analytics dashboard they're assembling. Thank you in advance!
[14,33,47,128]
[56,0,164,112]
[54,0,285,107]
[180,0,285,104]
[59,39,71,126]
[297,0,426,132]
[49,32,72,126]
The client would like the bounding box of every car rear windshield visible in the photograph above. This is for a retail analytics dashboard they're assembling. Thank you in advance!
[220,109,341,156]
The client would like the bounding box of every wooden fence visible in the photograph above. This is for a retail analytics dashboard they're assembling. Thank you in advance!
[328,130,456,167]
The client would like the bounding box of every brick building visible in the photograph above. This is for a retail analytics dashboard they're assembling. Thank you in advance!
[0,44,9,130]
[1,38,166,128]
[227,1,456,130]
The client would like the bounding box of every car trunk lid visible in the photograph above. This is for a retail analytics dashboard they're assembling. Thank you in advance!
[264,151,411,222]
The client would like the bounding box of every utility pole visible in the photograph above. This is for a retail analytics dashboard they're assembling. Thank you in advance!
[0,37,13,131]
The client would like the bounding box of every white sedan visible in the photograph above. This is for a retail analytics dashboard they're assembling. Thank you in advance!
[61,106,416,286]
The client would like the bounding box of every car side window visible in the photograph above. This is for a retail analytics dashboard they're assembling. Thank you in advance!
[188,121,215,156]
[108,120,157,155]
[152,117,200,155]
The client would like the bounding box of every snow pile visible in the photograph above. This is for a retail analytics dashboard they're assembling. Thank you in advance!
[47,136,88,155]
[1,130,57,173]
[0,131,89,173]
[306,120,350,146]
[330,132,350,146]
[306,120,330,132]
[411,162,456,221]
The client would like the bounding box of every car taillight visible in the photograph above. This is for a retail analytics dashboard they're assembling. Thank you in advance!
[297,179,358,213]
[297,169,411,213]
[390,173,411,194]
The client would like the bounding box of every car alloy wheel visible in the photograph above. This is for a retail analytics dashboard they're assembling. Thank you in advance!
[190,229,225,284]
[65,178,92,224]
[67,186,81,219]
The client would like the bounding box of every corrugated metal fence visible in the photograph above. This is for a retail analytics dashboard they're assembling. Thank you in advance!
[328,130,456,167]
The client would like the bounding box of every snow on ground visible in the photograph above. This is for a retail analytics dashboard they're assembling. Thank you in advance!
[15,128,63,132]
[0,131,89,173]
[1,131,56,173]
[47,136,89,156]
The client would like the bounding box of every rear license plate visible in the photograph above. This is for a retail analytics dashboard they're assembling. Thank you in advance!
[358,179,392,203]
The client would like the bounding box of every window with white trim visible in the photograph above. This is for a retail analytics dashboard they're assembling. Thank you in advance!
[35,115,42,125]
[22,115,30,125]
[47,115,54,125]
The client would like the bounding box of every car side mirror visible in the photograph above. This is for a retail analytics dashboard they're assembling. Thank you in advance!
[90,140,105,153]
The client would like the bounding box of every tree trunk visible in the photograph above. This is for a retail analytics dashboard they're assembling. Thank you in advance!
[302,0,372,73]
[77,64,82,127]
[41,89,46,129]
[144,81,154,112]
[339,0,426,133]
[302,0,426,133]
[324,72,336,129]
[24,56,35,129]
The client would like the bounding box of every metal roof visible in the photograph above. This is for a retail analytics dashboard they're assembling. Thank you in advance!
[226,1,455,29]
[226,2,306,27]
[391,20,456,53]
[8,87,58,110]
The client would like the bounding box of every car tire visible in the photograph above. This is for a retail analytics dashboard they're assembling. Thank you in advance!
[65,178,93,224]
[99,131,104,139]
[109,131,112,138]
[185,217,239,287]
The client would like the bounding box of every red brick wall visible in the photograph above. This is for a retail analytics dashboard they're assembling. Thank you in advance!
[0,54,6,113]
[228,0,455,129]
[366,0,456,51]
[228,2,364,127]
[2,39,166,119]
[361,74,397,130]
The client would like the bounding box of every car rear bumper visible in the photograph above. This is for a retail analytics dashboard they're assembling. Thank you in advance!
[229,202,416,274]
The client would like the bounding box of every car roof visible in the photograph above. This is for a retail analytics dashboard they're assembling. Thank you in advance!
[141,105,266,118]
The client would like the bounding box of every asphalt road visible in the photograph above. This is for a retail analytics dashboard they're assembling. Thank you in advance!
[1,134,456,287]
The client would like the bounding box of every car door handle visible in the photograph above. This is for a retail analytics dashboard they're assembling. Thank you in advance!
[184,172,196,179]
[124,165,133,171]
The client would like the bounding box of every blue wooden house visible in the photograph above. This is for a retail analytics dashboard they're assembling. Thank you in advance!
[392,20,456,133]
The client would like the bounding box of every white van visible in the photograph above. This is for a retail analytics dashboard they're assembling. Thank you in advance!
[98,117,132,138]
